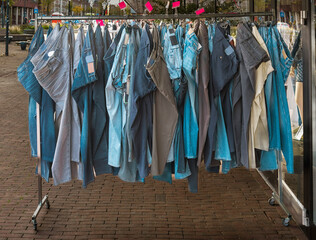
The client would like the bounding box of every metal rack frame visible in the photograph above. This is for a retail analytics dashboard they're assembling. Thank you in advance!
[32,9,275,231]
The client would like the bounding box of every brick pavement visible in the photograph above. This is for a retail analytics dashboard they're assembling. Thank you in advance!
[0,42,308,239]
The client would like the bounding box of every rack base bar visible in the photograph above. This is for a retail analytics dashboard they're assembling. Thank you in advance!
[32,195,50,231]
[257,170,292,227]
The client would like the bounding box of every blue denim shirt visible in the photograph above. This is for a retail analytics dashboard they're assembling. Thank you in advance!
[106,25,143,182]
[163,25,183,80]
[259,26,294,173]
[175,25,185,52]
[161,25,191,180]
[33,26,82,185]
[18,26,56,182]
[91,24,113,175]
[183,31,201,159]
[72,25,98,187]
[103,26,112,55]
[118,25,143,182]
[129,24,156,179]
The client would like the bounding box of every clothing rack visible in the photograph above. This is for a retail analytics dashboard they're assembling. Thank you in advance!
[32,11,283,231]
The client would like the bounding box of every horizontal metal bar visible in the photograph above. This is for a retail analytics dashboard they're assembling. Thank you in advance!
[32,195,49,220]
[37,12,273,21]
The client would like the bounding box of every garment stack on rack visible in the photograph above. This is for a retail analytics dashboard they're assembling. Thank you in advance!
[18,19,294,193]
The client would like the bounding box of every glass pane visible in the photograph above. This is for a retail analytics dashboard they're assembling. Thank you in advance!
[254,0,272,12]
[258,0,304,206]
[278,0,304,204]
[216,0,249,13]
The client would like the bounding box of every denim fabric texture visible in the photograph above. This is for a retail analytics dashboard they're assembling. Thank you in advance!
[18,26,56,182]
[197,21,211,166]
[183,29,201,160]
[163,25,183,80]
[235,23,269,169]
[33,26,82,185]
[74,26,85,73]
[146,26,178,177]
[72,25,98,187]
[105,27,127,169]
[204,23,220,171]
[259,26,294,173]
[129,24,156,179]
[118,24,143,183]
[175,25,185,52]
[91,24,113,175]
[103,26,112,55]
[163,24,191,179]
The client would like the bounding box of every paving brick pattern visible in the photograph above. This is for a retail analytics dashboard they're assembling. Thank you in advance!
[0,43,308,239]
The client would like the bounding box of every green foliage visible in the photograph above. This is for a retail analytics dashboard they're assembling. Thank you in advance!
[20,24,34,30]
[73,5,83,15]
[42,23,50,30]
[40,0,54,15]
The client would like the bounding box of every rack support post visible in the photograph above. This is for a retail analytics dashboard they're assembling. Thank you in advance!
[31,102,50,231]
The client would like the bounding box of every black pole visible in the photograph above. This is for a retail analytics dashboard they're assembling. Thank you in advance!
[90,7,92,15]
[5,0,9,56]
[68,0,71,16]
[1,0,4,28]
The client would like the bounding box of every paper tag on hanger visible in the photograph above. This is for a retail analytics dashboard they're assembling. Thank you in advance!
[119,1,127,10]
[145,1,153,12]
[86,55,95,74]
[48,51,54,57]
[172,1,180,9]
[282,49,287,60]
[195,8,205,15]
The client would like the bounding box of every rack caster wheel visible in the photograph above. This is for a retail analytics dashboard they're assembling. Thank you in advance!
[282,216,291,227]
[46,200,50,209]
[268,197,276,206]
[32,219,37,231]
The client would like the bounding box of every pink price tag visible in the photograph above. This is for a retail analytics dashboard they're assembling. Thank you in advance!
[119,1,127,9]
[172,1,180,8]
[96,20,104,26]
[145,1,153,12]
[195,8,205,15]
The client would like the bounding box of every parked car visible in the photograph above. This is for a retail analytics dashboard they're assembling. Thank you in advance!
[29,19,35,26]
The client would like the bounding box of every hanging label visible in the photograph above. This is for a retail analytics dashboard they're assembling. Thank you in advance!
[172,1,180,9]
[119,1,127,10]
[225,46,234,56]
[170,35,178,46]
[145,1,153,12]
[86,55,95,74]
[195,8,205,15]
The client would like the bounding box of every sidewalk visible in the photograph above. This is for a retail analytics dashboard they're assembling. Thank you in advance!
[0,42,307,240]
